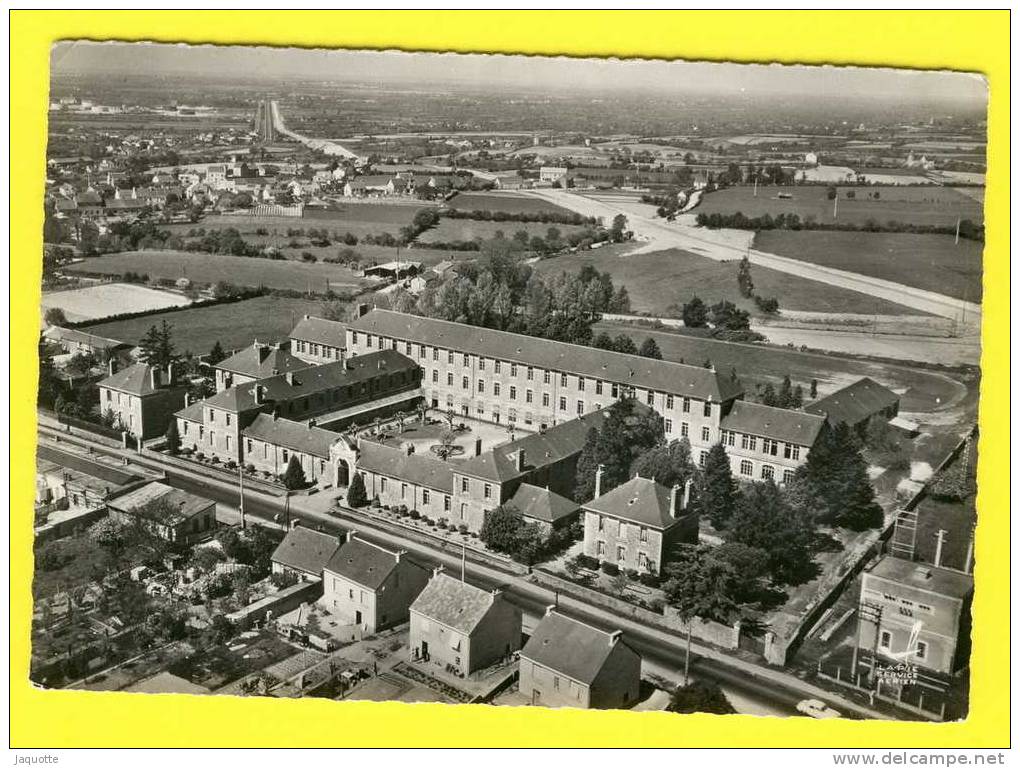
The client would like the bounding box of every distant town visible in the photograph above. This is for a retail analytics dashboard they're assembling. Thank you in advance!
[35,43,982,720]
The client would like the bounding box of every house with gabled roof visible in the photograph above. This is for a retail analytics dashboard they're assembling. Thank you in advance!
[213,341,313,391]
[322,531,430,633]
[581,474,697,575]
[270,524,341,582]
[288,314,347,365]
[520,608,641,709]
[506,483,580,532]
[107,481,215,544]
[408,570,521,676]
[719,401,827,485]
[805,376,900,435]
[97,361,187,440]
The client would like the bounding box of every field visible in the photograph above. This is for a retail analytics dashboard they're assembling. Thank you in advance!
[81,295,325,356]
[169,203,422,240]
[41,283,192,323]
[65,251,367,293]
[595,321,976,418]
[418,218,586,244]
[694,185,984,227]
[532,247,919,317]
[754,230,984,303]
[445,192,573,215]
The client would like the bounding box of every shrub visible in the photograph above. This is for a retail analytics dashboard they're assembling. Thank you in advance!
[638,572,661,588]
[409,509,420,520]
[458,524,468,534]
[437,520,448,529]
[244,463,255,474]
[575,554,599,570]
[600,561,620,576]
[624,568,640,581]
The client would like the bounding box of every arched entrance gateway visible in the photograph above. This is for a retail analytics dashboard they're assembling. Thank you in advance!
[330,435,359,489]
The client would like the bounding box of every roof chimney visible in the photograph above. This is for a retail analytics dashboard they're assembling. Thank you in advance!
[544,604,556,617]
[594,464,605,498]
[682,477,693,511]
[394,549,406,563]
[671,483,681,516]
[184,392,190,407]
[356,303,369,318]
[491,586,506,602]
[345,529,357,543]
[475,438,483,457]
[308,419,317,429]
[290,518,301,530]
[166,362,174,385]
[285,372,295,385]
[253,385,263,405]
[150,366,160,390]
[107,358,117,377]
[608,630,622,647]
[432,565,445,578]
[515,449,526,472]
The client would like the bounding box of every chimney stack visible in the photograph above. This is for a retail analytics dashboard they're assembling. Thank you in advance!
[491,586,506,602]
[184,392,190,407]
[671,483,681,516]
[515,449,526,472]
[432,565,445,578]
[345,529,357,543]
[308,419,317,429]
[934,529,947,568]
[290,519,301,530]
[544,604,556,617]
[166,362,174,385]
[253,385,263,405]
[594,464,605,498]
[682,477,693,511]
[107,358,117,377]
[475,438,483,457]
[608,630,622,647]
[356,303,369,318]
[394,549,406,563]
[285,372,295,385]
[150,366,160,390]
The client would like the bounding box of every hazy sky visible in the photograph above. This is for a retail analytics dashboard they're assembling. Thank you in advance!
[51,41,987,106]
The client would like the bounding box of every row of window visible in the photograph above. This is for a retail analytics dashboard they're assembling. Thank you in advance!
[721,429,802,461]
[353,335,712,415]
[376,475,453,511]
[595,514,651,542]
[878,631,928,660]
[293,340,341,359]
[737,459,796,484]
[594,540,653,570]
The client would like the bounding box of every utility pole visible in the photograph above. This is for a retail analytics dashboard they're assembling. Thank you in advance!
[833,192,839,220]
[461,542,466,582]
[955,216,961,245]
[238,462,246,530]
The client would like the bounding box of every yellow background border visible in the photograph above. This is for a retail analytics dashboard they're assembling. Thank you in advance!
[10,10,1010,748]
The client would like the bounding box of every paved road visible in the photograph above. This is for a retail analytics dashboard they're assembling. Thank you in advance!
[38,428,898,720]
[524,188,982,325]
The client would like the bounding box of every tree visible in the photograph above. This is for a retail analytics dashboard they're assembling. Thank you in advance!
[346,472,368,508]
[737,255,754,298]
[610,213,629,243]
[281,455,307,490]
[480,505,526,554]
[613,334,637,355]
[37,348,64,409]
[810,379,818,400]
[137,320,180,370]
[662,544,740,684]
[682,296,709,328]
[574,399,664,502]
[727,481,816,585]
[699,443,739,530]
[668,681,737,715]
[633,439,696,491]
[638,337,663,360]
[44,307,67,327]
[794,423,883,530]
[164,420,181,455]
[592,332,615,350]
[207,340,227,366]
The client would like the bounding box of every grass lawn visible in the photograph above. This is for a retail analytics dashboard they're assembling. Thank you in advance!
[65,250,367,293]
[594,320,972,416]
[81,294,326,356]
[754,230,983,303]
[40,283,191,323]
[533,247,918,317]
[32,533,146,600]
[695,185,984,227]
[419,218,585,244]
[445,191,573,215]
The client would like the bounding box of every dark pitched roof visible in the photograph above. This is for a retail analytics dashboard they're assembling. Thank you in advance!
[805,377,900,427]
[271,526,340,576]
[43,326,129,351]
[355,440,454,493]
[176,400,205,423]
[36,444,141,487]
[582,476,684,529]
[508,483,579,524]
[98,362,172,397]
[409,572,499,635]
[216,343,313,379]
[720,400,826,447]
[456,410,611,483]
[289,316,347,348]
[521,610,634,685]
[108,482,213,526]
[201,349,418,414]
[348,310,744,403]
[324,535,409,590]
[242,414,339,458]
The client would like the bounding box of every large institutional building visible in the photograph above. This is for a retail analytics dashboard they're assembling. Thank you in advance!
[344,309,825,484]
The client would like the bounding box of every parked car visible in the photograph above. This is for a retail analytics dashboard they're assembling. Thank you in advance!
[796,699,842,719]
